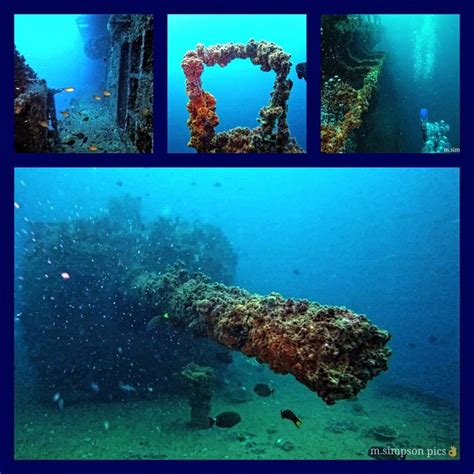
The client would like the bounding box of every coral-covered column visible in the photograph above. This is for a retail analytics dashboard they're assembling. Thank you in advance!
[131,266,391,405]
[181,363,216,429]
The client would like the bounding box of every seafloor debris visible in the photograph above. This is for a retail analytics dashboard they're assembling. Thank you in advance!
[368,424,399,442]
[181,40,304,153]
[181,363,216,429]
[320,15,385,153]
[131,265,391,405]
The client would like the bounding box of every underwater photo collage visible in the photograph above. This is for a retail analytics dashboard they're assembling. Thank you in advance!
[7,9,467,467]
[13,13,460,155]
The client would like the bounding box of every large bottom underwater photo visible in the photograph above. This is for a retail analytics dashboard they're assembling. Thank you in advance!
[14,168,459,460]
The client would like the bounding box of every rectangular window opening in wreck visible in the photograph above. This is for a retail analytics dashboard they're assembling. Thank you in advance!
[127,116,135,143]
[136,128,152,154]
[117,42,130,128]
[128,77,139,111]
[131,37,142,74]
[143,30,153,73]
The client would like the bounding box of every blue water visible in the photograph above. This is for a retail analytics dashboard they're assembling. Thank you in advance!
[380,14,460,151]
[14,14,108,117]
[168,15,307,153]
[15,167,459,405]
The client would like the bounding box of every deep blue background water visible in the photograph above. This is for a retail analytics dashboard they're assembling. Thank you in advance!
[14,167,459,405]
[167,15,307,153]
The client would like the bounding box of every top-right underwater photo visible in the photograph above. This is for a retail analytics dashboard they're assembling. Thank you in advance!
[320,14,460,154]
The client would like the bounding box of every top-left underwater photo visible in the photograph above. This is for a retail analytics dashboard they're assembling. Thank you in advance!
[14,14,154,154]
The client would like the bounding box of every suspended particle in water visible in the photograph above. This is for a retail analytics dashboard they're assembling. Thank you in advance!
[61,272,71,280]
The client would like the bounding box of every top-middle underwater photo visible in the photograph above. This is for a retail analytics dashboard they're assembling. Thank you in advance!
[167,14,307,154]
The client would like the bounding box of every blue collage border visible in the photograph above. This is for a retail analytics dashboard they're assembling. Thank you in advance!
[0,0,473,473]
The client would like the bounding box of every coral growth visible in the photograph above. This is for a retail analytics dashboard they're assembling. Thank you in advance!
[181,40,303,153]
[132,266,391,405]
[14,49,60,152]
[320,15,385,153]
[181,363,216,428]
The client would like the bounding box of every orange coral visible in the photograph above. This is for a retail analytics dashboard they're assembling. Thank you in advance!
[186,91,219,152]
[181,40,303,153]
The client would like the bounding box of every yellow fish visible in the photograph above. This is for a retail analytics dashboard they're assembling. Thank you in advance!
[60,111,70,118]
[63,87,75,92]
[88,145,98,152]
[103,90,111,97]
[93,95,102,101]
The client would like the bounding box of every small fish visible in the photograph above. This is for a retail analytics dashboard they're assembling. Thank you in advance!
[60,111,70,118]
[253,383,274,397]
[93,95,102,101]
[14,202,20,209]
[293,268,301,276]
[163,312,169,319]
[103,90,111,97]
[246,358,261,368]
[280,409,302,428]
[296,62,307,81]
[104,420,110,430]
[209,411,241,428]
[146,314,165,332]
[74,133,85,139]
[428,335,438,345]
[213,182,222,188]
[64,139,76,146]
[90,382,100,392]
[61,272,70,280]
[63,87,75,92]
[52,392,61,402]
[88,145,98,152]
[116,180,124,187]
[119,383,136,392]
[191,181,197,186]
[83,117,90,122]
[82,137,88,144]
[215,351,233,364]
[39,120,49,128]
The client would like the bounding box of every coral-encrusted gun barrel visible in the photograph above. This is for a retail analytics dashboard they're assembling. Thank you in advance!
[131,267,391,405]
